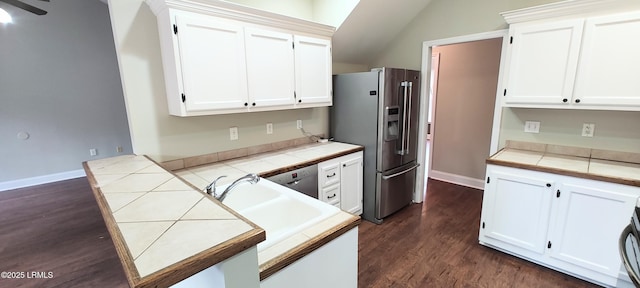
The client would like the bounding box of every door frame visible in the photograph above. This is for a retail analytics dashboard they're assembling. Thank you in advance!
[413,29,509,203]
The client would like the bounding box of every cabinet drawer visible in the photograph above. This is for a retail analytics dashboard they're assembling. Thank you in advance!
[319,163,340,187]
[322,184,340,205]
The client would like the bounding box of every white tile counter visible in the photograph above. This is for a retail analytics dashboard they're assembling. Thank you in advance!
[488,141,640,187]
[83,155,264,288]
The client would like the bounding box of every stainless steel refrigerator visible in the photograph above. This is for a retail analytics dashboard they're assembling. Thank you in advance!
[331,67,420,224]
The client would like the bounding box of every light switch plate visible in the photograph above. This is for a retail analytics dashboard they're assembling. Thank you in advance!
[524,121,540,133]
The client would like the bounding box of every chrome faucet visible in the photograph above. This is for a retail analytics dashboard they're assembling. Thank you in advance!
[207,173,260,202]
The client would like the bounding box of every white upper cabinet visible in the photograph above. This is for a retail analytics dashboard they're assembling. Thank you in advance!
[146,0,335,117]
[245,27,296,108]
[501,3,640,111]
[176,14,248,112]
[503,19,583,105]
[294,36,333,106]
[573,11,640,107]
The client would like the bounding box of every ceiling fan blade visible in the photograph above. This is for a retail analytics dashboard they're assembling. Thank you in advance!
[0,0,48,15]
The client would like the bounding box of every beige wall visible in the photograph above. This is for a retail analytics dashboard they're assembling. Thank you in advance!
[371,0,561,70]
[108,0,328,162]
[431,38,502,180]
[332,62,369,74]
[500,108,640,153]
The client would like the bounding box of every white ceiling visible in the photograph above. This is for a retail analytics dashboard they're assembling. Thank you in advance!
[332,0,433,65]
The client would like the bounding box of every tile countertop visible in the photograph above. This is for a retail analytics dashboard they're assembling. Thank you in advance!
[83,155,265,288]
[173,141,364,280]
[487,141,640,187]
[82,141,363,286]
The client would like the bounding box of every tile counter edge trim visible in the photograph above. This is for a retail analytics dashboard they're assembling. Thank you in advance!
[82,161,265,288]
[258,214,361,281]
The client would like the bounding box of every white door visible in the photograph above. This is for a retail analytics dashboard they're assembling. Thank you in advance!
[480,168,554,255]
[244,27,295,108]
[294,35,332,105]
[548,181,638,278]
[503,19,583,105]
[176,14,248,111]
[573,11,640,107]
[339,154,363,215]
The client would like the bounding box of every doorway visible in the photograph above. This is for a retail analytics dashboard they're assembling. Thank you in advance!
[415,30,509,203]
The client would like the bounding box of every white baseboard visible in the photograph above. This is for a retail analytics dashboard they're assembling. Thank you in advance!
[0,169,86,192]
[428,170,485,190]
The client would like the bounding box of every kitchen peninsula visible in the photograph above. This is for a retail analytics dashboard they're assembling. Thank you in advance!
[83,141,362,288]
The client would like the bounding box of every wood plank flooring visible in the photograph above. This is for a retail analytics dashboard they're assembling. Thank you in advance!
[0,177,600,287]
[0,178,128,288]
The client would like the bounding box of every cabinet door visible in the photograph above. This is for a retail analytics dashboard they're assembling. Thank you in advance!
[245,28,295,107]
[175,14,248,111]
[503,19,583,105]
[480,168,554,255]
[573,12,640,107]
[340,154,363,215]
[294,36,332,105]
[548,181,638,278]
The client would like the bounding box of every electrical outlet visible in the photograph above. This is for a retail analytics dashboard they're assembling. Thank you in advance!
[266,123,273,134]
[524,121,540,133]
[89,148,98,156]
[297,120,302,130]
[229,127,238,140]
[116,146,123,153]
[582,123,595,137]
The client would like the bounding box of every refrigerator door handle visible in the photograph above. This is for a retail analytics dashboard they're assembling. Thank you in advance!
[400,81,409,155]
[406,81,413,155]
[382,163,420,180]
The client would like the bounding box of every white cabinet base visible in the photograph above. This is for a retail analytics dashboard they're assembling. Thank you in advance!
[260,228,358,288]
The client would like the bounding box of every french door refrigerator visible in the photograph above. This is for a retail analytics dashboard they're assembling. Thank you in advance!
[331,67,420,224]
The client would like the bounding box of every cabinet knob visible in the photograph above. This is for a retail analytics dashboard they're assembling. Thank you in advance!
[562,98,568,103]
[546,183,551,187]
[575,99,581,103]
[244,102,248,107]
[252,103,256,106]
[298,99,302,103]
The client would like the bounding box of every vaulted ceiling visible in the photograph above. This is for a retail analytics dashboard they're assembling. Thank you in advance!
[332,0,433,65]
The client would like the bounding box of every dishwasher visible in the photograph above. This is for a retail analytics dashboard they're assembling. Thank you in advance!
[266,164,318,199]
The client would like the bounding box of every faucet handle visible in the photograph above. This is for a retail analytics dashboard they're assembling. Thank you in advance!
[205,175,227,195]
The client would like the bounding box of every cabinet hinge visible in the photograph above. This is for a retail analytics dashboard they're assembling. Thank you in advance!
[503,89,507,96]
[173,24,178,35]
[486,177,490,184]
[556,190,561,198]
[292,42,295,49]
[482,222,485,229]
[294,91,297,99]
[547,241,552,249]
[181,93,186,103]
[509,36,513,44]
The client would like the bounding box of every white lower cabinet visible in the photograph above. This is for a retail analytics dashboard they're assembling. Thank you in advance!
[479,164,640,287]
[318,151,363,215]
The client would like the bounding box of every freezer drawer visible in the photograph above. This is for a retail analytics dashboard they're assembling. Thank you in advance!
[375,163,419,220]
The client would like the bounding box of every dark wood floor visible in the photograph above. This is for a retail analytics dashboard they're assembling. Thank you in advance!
[0,178,599,287]
[0,178,128,288]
